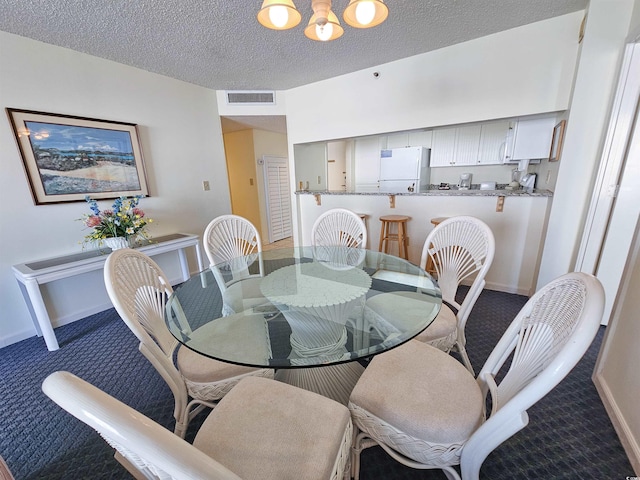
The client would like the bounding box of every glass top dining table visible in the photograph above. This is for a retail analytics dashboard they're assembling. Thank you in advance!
[165,245,442,371]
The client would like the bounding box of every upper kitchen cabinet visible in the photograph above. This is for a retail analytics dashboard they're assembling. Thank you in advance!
[431,125,482,167]
[430,127,456,166]
[478,120,511,165]
[385,130,433,149]
[504,116,556,162]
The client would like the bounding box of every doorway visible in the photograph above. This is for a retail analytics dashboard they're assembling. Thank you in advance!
[263,155,293,243]
[220,115,292,246]
[575,38,640,325]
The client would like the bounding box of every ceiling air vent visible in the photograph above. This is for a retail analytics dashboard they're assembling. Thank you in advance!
[226,90,276,105]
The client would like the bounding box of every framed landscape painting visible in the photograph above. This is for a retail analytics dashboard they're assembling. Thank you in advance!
[6,109,149,204]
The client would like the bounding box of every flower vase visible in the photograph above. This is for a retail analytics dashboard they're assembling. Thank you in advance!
[104,237,129,251]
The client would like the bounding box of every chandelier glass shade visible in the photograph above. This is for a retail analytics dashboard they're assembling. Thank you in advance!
[304,10,344,41]
[343,0,389,28]
[257,0,303,30]
[257,0,388,41]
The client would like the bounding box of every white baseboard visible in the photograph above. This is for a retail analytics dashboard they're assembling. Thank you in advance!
[1,275,185,350]
[593,372,640,474]
[52,272,185,328]
[51,300,115,328]
[0,327,37,349]
[485,281,531,296]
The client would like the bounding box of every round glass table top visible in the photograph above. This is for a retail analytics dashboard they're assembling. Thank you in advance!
[165,246,441,368]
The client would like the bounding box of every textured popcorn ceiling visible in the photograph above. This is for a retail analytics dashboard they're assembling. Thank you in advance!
[1,0,587,92]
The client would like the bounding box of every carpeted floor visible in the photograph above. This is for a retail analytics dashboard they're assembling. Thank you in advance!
[0,287,634,479]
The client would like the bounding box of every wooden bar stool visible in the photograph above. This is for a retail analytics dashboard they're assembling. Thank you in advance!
[425,217,449,276]
[378,215,411,260]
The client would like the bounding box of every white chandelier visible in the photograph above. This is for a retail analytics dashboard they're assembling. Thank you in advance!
[257,0,389,42]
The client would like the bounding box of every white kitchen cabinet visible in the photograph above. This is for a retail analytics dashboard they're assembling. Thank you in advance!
[478,120,510,165]
[386,130,433,149]
[504,116,556,162]
[408,130,433,149]
[455,125,482,166]
[430,127,457,166]
[385,132,408,149]
[431,125,481,167]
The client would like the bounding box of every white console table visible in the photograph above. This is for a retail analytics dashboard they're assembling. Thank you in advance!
[12,233,204,351]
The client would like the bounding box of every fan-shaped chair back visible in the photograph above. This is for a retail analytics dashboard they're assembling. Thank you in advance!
[43,371,241,480]
[420,215,495,327]
[311,208,367,249]
[461,272,604,478]
[203,215,264,291]
[104,248,274,438]
[349,272,604,480]
[104,249,180,355]
[104,249,190,429]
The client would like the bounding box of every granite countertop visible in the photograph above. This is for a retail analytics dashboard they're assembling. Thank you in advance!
[296,184,553,197]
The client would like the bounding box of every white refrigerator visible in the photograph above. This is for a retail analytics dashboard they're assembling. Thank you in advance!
[378,146,430,193]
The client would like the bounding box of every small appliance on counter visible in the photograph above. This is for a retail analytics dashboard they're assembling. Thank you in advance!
[507,167,522,189]
[458,173,472,190]
[480,181,496,191]
[520,173,536,190]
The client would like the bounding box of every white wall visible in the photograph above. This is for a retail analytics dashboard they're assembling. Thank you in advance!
[537,0,636,289]
[594,219,640,472]
[0,32,231,347]
[284,12,582,250]
[294,143,327,191]
[285,13,582,145]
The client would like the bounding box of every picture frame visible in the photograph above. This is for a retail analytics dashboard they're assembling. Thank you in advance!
[6,108,149,205]
[549,119,567,162]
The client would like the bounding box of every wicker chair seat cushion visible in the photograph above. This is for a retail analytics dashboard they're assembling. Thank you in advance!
[180,311,273,378]
[413,304,456,343]
[222,277,267,314]
[349,340,482,445]
[364,291,442,337]
[177,345,262,384]
[194,377,351,480]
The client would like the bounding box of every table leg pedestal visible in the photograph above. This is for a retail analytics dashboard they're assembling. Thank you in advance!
[274,362,365,406]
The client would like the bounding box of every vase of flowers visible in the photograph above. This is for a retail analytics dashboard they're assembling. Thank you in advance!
[103,237,130,250]
[80,195,153,250]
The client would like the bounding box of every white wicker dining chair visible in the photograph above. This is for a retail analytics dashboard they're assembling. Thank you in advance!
[311,208,368,327]
[103,248,273,438]
[43,372,353,480]
[349,272,605,480]
[364,215,495,373]
[203,214,267,316]
[311,208,367,249]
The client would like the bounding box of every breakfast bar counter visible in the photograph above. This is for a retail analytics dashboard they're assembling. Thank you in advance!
[295,188,552,297]
[296,185,553,197]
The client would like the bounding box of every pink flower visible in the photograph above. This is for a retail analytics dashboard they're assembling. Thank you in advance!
[85,215,102,227]
[133,207,145,218]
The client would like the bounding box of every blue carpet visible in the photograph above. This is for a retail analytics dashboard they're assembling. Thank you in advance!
[0,288,634,479]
